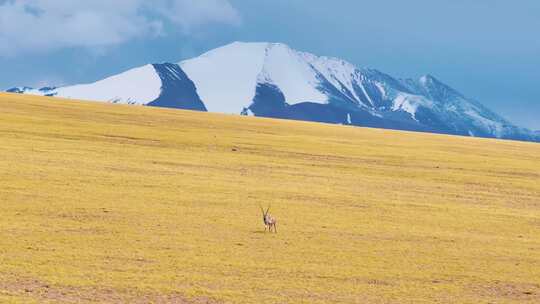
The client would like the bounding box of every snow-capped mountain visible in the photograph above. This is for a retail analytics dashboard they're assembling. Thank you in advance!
[7,42,539,142]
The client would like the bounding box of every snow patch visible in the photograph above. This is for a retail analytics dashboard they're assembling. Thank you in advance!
[307,56,361,102]
[375,82,387,99]
[53,65,161,104]
[262,43,327,104]
[391,93,432,121]
[180,42,268,113]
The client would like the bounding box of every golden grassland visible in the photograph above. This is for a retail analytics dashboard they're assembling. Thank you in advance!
[0,92,539,303]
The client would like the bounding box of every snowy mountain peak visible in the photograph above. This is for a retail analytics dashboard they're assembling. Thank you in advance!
[180,41,350,112]
[400,74,464,104]
[418,74,457,93]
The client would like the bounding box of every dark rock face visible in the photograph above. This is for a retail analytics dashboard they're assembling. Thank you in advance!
[148,63,206,111]
[6,87,28,93]
[248,82,350,124]
[249,82,287,118]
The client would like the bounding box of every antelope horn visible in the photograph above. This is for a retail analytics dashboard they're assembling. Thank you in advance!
[265,205,270,216]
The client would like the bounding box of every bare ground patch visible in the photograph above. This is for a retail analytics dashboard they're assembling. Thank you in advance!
[0,277,220,304]
[468,281,540,302]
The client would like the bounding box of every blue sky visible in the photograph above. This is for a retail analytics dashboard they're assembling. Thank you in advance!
[1,0,539,129]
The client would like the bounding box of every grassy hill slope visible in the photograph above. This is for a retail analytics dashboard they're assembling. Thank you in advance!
[1,92,539,303]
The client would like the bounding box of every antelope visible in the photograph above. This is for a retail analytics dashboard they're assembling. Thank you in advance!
[260,205,277,233]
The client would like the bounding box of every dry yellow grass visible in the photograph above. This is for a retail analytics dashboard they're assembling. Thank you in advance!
[0,92,539,303]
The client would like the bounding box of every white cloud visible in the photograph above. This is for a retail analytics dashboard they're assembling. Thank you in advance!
[0,0,241,56]
[154,0,241,32]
